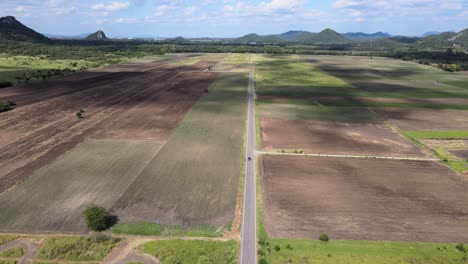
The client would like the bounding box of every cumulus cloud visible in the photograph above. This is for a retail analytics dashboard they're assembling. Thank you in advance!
[91,2,130,11]
[154,4,178,16]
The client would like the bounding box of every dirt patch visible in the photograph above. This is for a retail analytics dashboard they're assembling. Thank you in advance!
[422,139,468,149]
[260,117,427,157]
[448,149,468,159]
[261,155,468,243]
[374,108,468,131]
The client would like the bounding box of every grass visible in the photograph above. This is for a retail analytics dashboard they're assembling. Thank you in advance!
[0,236,17,246]
[259,239,468,264]
[405,131,468,139]
[215,54,251,72]
[142,240,238,264]
[0,247,23,258]
[254,54,350,88]
[258,102,382,123]
[0,261,16,264]
[0,139,165,232]
[170,54,224,66]
[112,72,248,228]
[35,236,121,261]
[111,222,222,237]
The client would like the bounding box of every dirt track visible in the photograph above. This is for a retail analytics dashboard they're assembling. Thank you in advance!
[261,155,468,243]
[0,58,219,194]
[260,117,427,157]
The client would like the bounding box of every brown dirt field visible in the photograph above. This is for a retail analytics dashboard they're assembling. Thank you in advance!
[260,117,427,157]
[258,94,468,105]
[0,63,219,194]
[261,155,468,242]
[422,139,468,149]
[374,108,468,131]
[448,149,468,159]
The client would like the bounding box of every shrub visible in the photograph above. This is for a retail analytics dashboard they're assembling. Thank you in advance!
[274,245,280,251]
[456,243,466,253]
[319,234,330,242]
[163,256,181,264]
[259,259,268,264]
[81,204,115,231]
[258,239,266,246]
[286,244,292,250]
[197,256,213,264]
[443,158,448,162]
[0,82,12,88]
[257,249,265,257]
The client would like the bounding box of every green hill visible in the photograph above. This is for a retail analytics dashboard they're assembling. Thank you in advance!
[84,30,108,41]
[277,30,316,42]
[302,28,351,44]
[234,33,282,44]
[449,29,468,47]
[416,32,457,48]
[0,16,49,42]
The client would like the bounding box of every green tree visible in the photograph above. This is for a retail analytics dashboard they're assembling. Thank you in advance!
[81,204,112,231]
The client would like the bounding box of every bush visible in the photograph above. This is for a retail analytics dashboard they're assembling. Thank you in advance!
[274,245,280,251]
[163,256,181,264]
[456,243,465,253]
[257,249,265,257]
[319,234,330,242]
[81,204,116,231]
[259,259,268,264]
[197,256,213,264]
[286,244,292,250]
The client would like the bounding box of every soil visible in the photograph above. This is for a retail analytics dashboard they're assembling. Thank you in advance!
[0,61,219,194]
[261,155,468,243]
[373,108,468,131]
[260,117,427,157]
[448,149,468,159]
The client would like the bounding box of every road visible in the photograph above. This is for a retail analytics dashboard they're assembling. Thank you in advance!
[240,61,257,264]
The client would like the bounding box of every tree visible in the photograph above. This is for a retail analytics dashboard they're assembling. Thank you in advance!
[81,204,113,231]
[319,234,330,242]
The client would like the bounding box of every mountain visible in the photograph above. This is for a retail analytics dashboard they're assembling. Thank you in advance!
[85,30,107,41]
[344,32,391,41]
[303,28,351,44]
[448,29,468,46]
[234,33,282,44]
[389,36,420,44]
[0,16,49,42]
[421,31,443,37]
[277,30,316,41]
[417,31,458,48]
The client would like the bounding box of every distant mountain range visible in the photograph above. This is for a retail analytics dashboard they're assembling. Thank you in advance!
[1,16,467,49]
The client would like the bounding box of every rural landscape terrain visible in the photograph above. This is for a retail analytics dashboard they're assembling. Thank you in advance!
[0,13,468,264]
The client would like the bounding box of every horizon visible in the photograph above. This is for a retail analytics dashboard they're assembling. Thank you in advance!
[0,0,467,38]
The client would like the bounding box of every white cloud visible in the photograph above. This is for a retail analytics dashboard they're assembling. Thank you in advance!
[115,17,137,23]
[154,4,178,16]
[14,6,26,12]
[96,18,107,24]
[332,0,364,9]
[91,2,130,11]
[184,6,197,16]
[258,0,304,12]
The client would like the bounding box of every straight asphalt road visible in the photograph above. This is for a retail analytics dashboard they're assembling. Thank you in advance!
[240,61,257,264]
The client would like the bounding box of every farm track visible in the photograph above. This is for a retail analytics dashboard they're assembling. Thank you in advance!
[0,238,39,264]
[0,58,219,194]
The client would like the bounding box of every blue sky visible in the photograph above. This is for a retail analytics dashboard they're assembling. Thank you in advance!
[1,0,467,37]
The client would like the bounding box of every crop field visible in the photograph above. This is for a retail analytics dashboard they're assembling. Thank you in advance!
[260,155,468,242]
[214,53,251,72]
[0,139,165,232]
[260,117,427,157]
[0,54,236,233]
[0,57,220,194]
[112,72,248,228]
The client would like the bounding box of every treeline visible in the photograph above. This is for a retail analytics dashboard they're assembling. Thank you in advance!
[391,50,468,71]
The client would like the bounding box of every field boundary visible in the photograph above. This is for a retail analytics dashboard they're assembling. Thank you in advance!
[257,151,439,161]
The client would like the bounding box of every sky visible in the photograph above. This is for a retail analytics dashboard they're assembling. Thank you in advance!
[1,0,467,38]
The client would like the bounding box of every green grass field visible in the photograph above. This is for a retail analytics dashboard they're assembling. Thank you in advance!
[112,72,248,228]
[35,236,120,261]
[254,54,350,88]
[0,139,165,232]
[214,53,251,72]
[111,222,222,237]
[0,236,17,246]
[0,247,23,258]
[258,239,468,264]
[142,240,238,264]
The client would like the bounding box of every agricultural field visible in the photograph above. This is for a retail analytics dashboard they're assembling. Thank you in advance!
[112,72,248,228]
[255,54,468,262]
[0,53,247,236]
